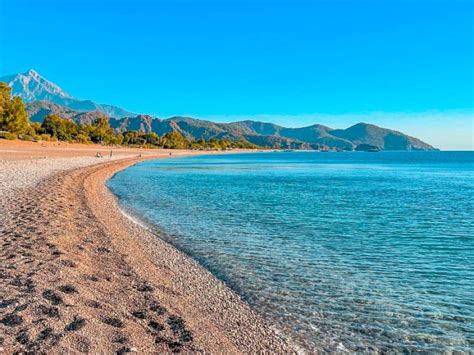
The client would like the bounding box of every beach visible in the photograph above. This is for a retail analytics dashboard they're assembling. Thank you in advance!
[0,140,294,353]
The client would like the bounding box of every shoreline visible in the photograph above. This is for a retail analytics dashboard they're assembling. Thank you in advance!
[100,157,297,352]
[0,145,296,353]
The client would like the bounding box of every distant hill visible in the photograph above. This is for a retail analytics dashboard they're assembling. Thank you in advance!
[330,122,433,150]
[0,69,134,118]
[24,100,437,151]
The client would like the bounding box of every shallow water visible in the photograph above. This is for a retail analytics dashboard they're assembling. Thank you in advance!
[108,151,474,352]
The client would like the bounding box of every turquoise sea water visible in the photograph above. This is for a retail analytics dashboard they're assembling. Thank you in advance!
[108,151,474,352]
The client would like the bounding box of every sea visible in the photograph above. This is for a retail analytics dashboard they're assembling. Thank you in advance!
[107,151,474,352]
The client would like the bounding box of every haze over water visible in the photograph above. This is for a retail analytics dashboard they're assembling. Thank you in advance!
[108,152,474,352]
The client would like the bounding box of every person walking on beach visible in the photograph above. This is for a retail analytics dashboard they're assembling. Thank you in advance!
[110,150,113,158]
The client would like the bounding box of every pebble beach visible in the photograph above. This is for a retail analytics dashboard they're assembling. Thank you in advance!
[0,140,295,353]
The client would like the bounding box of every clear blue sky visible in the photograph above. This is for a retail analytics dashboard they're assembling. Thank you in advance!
[0,0,473,149]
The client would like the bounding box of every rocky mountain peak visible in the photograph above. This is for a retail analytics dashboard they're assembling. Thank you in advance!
[0,70,134,118]
[1,69,71,102]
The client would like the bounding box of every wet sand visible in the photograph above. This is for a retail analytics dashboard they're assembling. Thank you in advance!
[0,141,295,353]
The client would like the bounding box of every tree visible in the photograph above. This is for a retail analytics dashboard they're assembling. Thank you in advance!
[0,82,11,120]
[7,96,30,133]
[145,132,160,145]
[41,114,77,141]
[3,96,29,134]
[161,131,188,149]
[89,117,114,144]
[122,131,146,145]
[115,133,124,145]
[0,82,29,134]
[40,114,62,139]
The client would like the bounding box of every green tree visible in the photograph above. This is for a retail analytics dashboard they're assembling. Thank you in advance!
[11,97,29,133]
[41,114,78,141]
[89,117,114,144]
[122,130,146,145]
[145,132,160,145]
[0,83,29,134]
[40,114,62,139]
[3,96,29,134]
[161,131,188,149]
[115,133,124,145]
[0,82,11,121]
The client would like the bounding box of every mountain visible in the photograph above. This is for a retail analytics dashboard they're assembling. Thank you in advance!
[26,100,109,126]
[7,70,436,150]
[24,100,436,150]
[330,122,433,151]
[225,121,353,149]
[0,69,135,118]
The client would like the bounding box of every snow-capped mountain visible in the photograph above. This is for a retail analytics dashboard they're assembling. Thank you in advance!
[0,69,135,118]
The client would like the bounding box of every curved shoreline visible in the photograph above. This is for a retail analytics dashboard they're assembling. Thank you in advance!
[0,155,297,353]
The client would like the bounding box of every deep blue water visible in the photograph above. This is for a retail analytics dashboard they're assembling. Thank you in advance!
[108,151,474,352]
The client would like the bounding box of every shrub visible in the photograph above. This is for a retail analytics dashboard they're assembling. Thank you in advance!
[0,131,17,140]
[18,134,36,141]
[40,133,52,141]
[75,133,91,144]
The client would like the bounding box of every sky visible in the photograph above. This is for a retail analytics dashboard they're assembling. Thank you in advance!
[0,0,473,149]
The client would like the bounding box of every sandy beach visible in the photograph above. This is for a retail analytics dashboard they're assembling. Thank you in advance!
[0,140,294,353]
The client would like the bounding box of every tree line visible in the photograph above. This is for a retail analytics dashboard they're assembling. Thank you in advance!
[0,82,258,150]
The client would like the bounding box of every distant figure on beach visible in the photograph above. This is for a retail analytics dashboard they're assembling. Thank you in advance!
[110,150,113,158]
[96,152,103,158]
[169,152,172,156]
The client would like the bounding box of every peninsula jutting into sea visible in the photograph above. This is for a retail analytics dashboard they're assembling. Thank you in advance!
[1,0,472,353]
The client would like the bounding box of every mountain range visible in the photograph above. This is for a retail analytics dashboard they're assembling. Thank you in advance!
[1,70,436,150]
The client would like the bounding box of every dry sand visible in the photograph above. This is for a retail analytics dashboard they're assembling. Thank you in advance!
[0,140,296,353]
